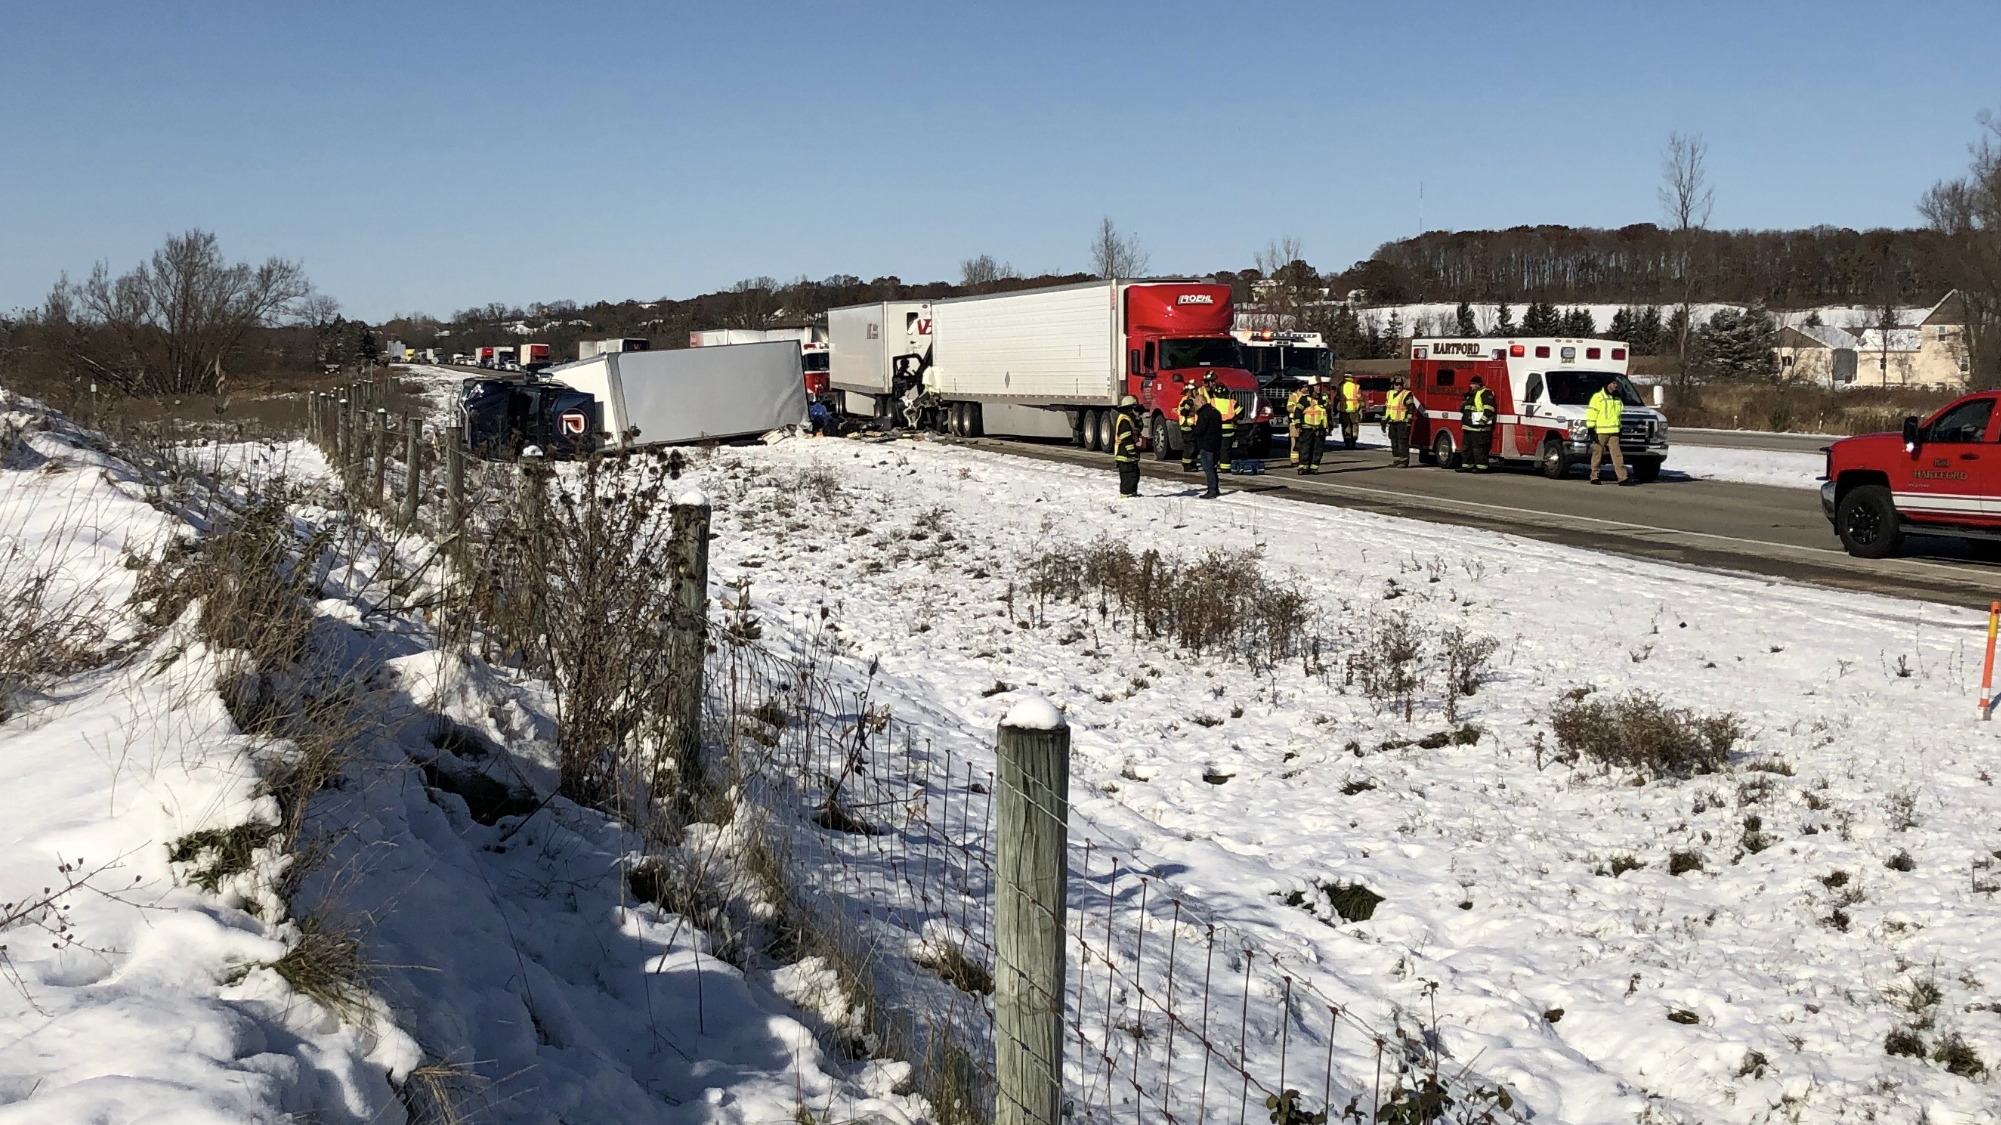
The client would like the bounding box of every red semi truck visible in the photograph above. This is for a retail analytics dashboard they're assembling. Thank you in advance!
[1824,390,2001,557]
[919,280,1268,455]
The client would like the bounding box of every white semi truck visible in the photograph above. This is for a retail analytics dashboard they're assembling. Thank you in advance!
[827,301,933,424]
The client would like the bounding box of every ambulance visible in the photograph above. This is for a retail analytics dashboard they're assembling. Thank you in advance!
[1407,337,1670,481]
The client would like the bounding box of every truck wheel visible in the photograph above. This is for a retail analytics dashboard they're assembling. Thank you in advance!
[1081,409,1102,451]
[1433,431,1458,470]
[1835,484,1902,558]
[1151,416,1173,462]
[1538,437,1570,480]
[1631,457,1661,483]
[1096,409,1117,454]
[967,402,984,438]
[1248,426,1272,456]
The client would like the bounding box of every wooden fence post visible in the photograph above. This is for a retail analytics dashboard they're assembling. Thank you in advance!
[994,698,1070,1125]
[668,495,711,798]
[445,434,465,531]
[369,408,388,506]
[400,416,423,528]
[336,396,351,473]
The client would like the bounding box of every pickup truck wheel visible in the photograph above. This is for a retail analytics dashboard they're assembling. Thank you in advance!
[1835,484,1902,558]
[1631,457,1662,483]
[1433,431,1459,470]
[1538,437,1569,479]
[1151,416,1173,461]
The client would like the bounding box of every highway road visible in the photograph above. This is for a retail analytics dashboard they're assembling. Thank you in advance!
[959,436,2001,607]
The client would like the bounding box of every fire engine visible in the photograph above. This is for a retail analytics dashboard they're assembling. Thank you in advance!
[1407,338,1670,480]
[1823,390,2001,557]
[1234,329,1332,385]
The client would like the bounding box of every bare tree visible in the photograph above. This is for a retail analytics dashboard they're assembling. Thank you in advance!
[45,229,312,395]
[959,254,1019,293]
[1922,107,2001,389]
[1088,217,1150,279]
[1254,236,1309,330]
[721,277,780,330]
[1659,132,1714,388]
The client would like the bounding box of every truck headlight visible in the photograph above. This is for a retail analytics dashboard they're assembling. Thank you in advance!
[1567,420,1588,438]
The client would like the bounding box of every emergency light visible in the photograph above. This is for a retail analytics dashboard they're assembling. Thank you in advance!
[1509,344,1526,357]
[1535,346,1551,358]
[1587,347,1602,359]
[1611,348,1627,360]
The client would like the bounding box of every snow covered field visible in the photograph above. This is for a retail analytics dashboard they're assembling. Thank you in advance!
[682,433,2000,1124]
[0,406,927,1125]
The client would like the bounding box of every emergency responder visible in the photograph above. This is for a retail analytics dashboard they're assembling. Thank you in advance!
[1459,374,1497,472]
[1338,373,1364,450]
[1286,380,1312,466]
[1192,390,1223,498]
[1295,383,1330,475]
[1112,394,1143,497]
[1382,375,1415,467]
[1177,379,1202,472]
[1205,371,1239,469]
[1586,377,1634,486]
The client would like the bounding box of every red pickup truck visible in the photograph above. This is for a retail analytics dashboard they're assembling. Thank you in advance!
[1824,391,2001,557]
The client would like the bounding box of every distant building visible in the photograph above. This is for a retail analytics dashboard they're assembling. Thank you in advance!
[1775,292,1968,389]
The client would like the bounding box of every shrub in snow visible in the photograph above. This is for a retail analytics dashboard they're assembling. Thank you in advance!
[1549,690,1741,777]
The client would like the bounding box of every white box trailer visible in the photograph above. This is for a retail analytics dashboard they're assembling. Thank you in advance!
[549,341,806,449]
[925,280,1123,438]
[690,326,827,348]
[827,301,932,417]
[578,337,650,360]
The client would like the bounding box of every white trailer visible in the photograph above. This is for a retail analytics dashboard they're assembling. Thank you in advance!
[926,281,1123,439]
[578,338,650,361]
[827,301,932,418]
[690,326,827,348]
[549,341,805,449]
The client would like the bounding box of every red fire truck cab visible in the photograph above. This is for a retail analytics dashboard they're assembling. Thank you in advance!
[1407,337,1669,479]
[1823,391,2001,558]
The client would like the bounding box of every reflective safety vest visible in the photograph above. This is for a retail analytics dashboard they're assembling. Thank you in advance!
[1383,388,1413,423]
[1586,390,1624,434]
[1112,410,1141,462]
[1178,390,1200,430]
[1462,387,1496,430]
[1287,389,1311,420]
[1211,391,1239,434]
[1298,399,1329,429]
[1340,380,1362,414]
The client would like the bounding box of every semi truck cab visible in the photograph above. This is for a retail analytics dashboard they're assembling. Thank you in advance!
[1123,284,1269,457]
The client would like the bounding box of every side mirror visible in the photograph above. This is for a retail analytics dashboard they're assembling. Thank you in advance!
[1902,416,1921,450]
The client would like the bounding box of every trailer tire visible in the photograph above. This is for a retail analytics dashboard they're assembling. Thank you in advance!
[1538,437,1570,479]
[1433,431,1459,470]
[1152,416,1173,462]
[966,402,984,438]
[1835,484,1901,559]
[1081,408,1102,451]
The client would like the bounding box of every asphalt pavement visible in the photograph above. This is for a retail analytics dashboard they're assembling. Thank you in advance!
[960,436,2001,608]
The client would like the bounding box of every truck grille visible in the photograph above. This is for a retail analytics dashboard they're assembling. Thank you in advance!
[1620,418,1652,441]
[1229,390,1259,420]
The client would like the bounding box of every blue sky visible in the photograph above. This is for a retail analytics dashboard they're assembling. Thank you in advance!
[2,0,1996,321]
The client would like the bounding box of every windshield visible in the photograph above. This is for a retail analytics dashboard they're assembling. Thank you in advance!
[1159,337,1246,371]
[1544,371,1643,407]
[1277,346,1331,377]
[803,352,830,372]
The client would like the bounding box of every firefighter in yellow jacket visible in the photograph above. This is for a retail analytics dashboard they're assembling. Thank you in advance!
[1286,382,1312,465]
[1382,376,1415,467]
[1112,394,1143,497]
[1294,385,1330,475]
[1338,373,1364,449]
[1177,380,1202,472]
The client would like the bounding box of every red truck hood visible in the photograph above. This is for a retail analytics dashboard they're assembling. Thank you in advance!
[1828,431,1904,467]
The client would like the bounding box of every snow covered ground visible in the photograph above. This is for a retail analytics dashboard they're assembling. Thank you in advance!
[1662,445,1824,490]
[676,433,2001,1124]
[0,404,928,1125]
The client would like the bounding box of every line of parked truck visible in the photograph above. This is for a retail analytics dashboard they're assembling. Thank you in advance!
[452,278,1672,485]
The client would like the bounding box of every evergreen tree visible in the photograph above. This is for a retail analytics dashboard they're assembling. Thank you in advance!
[1521,301,1561,335]
[1561,307,1597,336]
[1635,306,1666,355]
[1608,306,1635,343]
[1325,305,1368,365]
[1491,302,1516,337]
[1803,309,1823,327]
[1381,311,1405,358]
[1694,304,1780,381]
[1662,306,1690,360]
[1455,301,1479,337]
